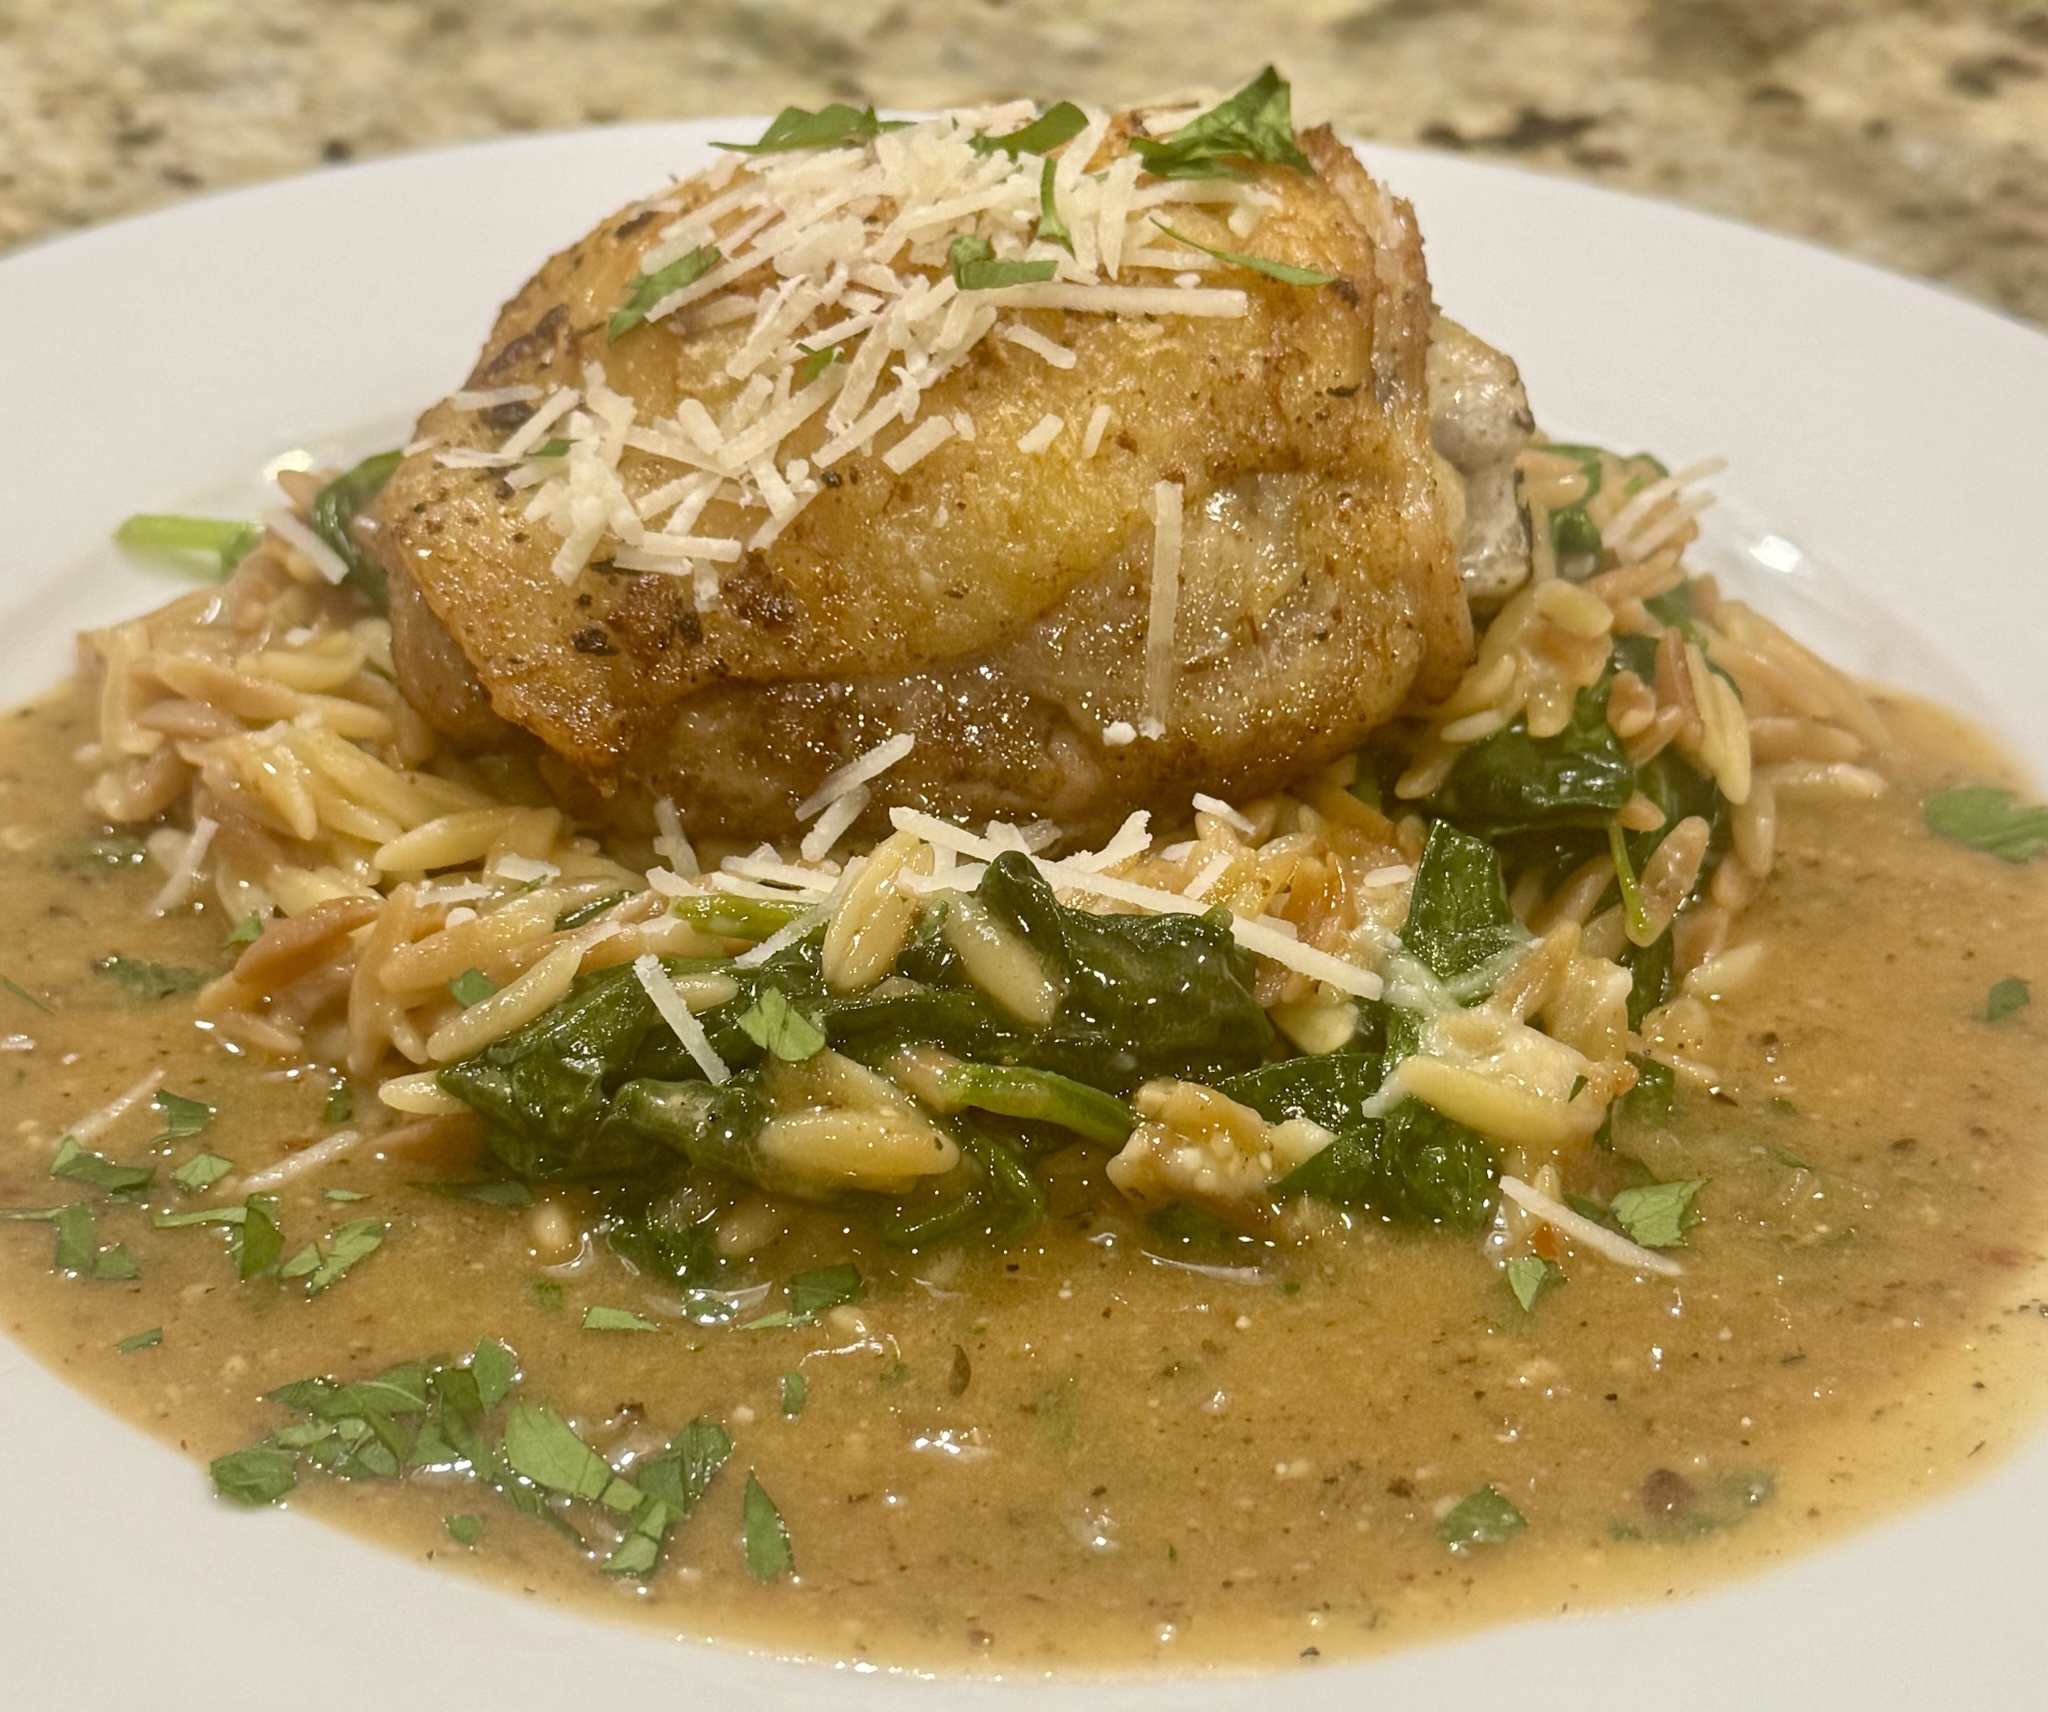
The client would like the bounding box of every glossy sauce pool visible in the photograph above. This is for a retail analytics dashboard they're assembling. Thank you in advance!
[0,681,2045,1672]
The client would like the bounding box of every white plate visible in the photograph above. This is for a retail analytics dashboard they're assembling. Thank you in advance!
[2,120,2046,1709]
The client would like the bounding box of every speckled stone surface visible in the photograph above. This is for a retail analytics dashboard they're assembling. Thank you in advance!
[3,0,2046,327]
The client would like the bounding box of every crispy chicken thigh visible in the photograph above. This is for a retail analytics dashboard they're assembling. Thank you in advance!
[375,110,1479,844]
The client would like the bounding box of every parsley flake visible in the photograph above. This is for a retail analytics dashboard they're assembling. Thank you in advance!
[745,1263,865,1328]
[1129,66,1313,180]
[92,956,208,1000]
[1608,1178,1705,1249]
[715,103,902,156]
[1923,785,2048,863]
[50,1135,154,1197]
[115,1327,162,1353]
[305,1218,386,1294]
[1036,157,1074,254]
[448,968,497,1007]
[170,1152,234,1194]
[948,234,1058,292]
[1505,1254,1559,1313]
[1152,219,1334,285]
[796,342,844,386]
[607,243,721,342]
[322,1081,354,1125]
[225,912,266,948]
[1436,1485,1527,1550]
[781,1370,808,1417]
[582,1305,662,1333]
[735,984,826,1062]
[211,1444,299,1506]
[503,1403,641,1511]
[2,975,49,1014]
[742,1471,795,1581]
[1987,976,2032,1022]
[232,1195,284,1280]
[148,1089,214,1148]
[446,1513,484,1547]
[972,101,1088,157]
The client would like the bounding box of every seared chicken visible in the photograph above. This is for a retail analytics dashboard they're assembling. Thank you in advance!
[375,100,1486,844]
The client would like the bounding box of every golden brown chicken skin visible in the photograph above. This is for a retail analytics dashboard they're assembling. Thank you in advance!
[375,107,1473,844]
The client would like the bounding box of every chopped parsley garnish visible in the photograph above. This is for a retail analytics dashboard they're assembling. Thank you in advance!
[55,830,148,875]
[742,1472,795,1581]
[795,343,843,386]
[225,912,266,947]
[1987,976,2032,1022]
[607,244,721,342]
[430,1178,533,1207]
[50,1136,154,1197]
[279,1243,322,1280]
[210,1444,300,1506]
[734,984,826,1062]
[448,968,498,1007]
[115,1327,163,1353]
[51,1202,139,1280]
[504,1403,641,1509]
[148,1089,214,1148]
[716,103,903,156]
[1504,1254,1559,1313]
[114,513,262,578]
[304,1218,386,1294]
[1129,66,1313,180]
[322,1081,354,1125]
[533,1280,565,1313]
[92,956,208,1000]
[582,1305,662,1333]
[323,1187,369,1203]
[2,975,48,1013]
[531,437,571,458]
[1035,157,1074,254]
[746,1263,865,1329]
[948,234,1058,292]
[1922,785,2048,863]
[170,1152,234,1194]
[445,1513,484,1547]
[1436,1485,1527,1550]
[972,100,1088,158]
[233,1195,284,1280]
[1608,1178,1705,1249]
[1151,220,1334,285]
[780,1370,808,1417]
[556,892,626,932]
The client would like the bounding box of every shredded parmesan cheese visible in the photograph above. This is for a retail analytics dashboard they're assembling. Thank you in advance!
[458,105,1269,595]
[264,511,350,585]
[797,732,916,821]
[999,323,1078,369]
[146,815,216,917]
[1144,480,1184,731]
[633,953,730,1083]
[800,785,870,862]
[1498,1175,1685,1277]
[1016,413,1064,454]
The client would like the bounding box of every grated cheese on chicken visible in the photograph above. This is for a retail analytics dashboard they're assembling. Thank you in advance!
[468,103,1268,589]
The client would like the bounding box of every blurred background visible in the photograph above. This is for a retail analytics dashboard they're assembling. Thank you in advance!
[2,0,2044,325]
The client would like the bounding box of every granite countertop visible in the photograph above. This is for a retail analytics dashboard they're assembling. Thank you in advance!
[3,0,2045,328]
